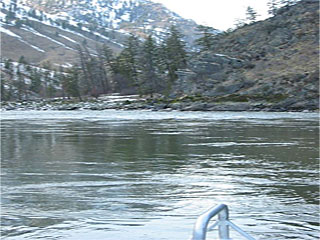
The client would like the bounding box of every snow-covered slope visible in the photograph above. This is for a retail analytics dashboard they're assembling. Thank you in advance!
[0,0,207,65]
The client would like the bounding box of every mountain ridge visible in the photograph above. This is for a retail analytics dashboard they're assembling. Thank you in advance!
[0,0,204,65]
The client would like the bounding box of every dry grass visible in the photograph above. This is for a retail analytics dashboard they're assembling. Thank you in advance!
[1,19,122,66]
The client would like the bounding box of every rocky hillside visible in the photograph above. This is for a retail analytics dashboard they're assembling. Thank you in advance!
[172,0,319,111]
[0,0,201,65]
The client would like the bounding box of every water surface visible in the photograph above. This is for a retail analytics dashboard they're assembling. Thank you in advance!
[1,110,319,239]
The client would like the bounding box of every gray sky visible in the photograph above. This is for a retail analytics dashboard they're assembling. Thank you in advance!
[152,0,271,30]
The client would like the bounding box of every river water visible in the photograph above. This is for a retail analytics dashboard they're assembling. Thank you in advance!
[1,110,319,240]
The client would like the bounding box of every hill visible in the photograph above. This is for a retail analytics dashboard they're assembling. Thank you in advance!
[0,0,202,65]
[171,0,319,111]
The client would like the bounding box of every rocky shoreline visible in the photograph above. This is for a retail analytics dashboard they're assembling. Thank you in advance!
[1,94,317,112]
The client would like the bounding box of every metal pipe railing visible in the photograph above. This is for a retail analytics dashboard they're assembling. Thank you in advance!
[191,204,256,240]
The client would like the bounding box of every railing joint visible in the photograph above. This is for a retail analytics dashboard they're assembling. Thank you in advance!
[191,204,256,240]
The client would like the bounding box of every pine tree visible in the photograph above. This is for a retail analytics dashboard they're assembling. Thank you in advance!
[56,65,66,98]
[48,72,59,98]
[18,55,27,65]
[16,70,25,100]
[96,44,114,94]
[123,34,141,90]
[4,59,13,70]
[234,18,246,28]
[195,25,216,51]
[63,66,82,101]
[4,59,14,100]
[112,34,141,94]
[161,25,187,94]
[17,56,28,100]
[29,68,42,94]
[77,44,90,95]
[246,6,258,23]
[77,44,99,97]
[0,72,6,101]
[139,35,161,96]
[279,0,299,6]
[101,44,115,92]
[101,44,114,66]
[42,61,52,98]
[267,0,280,15]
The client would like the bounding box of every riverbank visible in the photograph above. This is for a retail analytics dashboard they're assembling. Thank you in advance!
[1,94,318,112]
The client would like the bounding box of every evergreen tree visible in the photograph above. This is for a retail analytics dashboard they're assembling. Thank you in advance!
[234,18,246,28]
[29,68,41,95]
[15,19,23,28]
[246,6,258,23]
[17,57,28,100]
[112,51,135,94]
[42,61,52,98]
[279,0,299,6]
[195,25,216,51]
[123,34,141,89]
[101,44,114,66]
[112,34,141,94]
[4,59,13,70]
[77,44,99,97]
[101,44,115,91]
[96,44,114,94]
[6,11,15,22]
[18,55,27,65]
[15,70,25,100]
[10,0,17,11]
[0,72,6,101]
[48,71,60,98]
[139,35,161,95]
[4,59,14,100]
[28,9,37,18]
[85,55,103,96]
[161,25,187,94]
[76,43,115,97]
[267,0,280,15]
[63,66,82,100]
[56,65,66,98]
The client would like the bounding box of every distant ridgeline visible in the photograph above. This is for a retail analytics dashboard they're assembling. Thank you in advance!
[1,0,319,111]
[0,0,201,63]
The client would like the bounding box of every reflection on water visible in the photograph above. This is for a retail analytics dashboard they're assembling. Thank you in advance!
[1,110,319,240]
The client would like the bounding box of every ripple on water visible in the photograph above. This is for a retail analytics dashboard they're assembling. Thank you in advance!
[1,110,319,240]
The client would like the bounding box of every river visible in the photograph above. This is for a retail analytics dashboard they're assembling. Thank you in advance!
[1,110,319,239]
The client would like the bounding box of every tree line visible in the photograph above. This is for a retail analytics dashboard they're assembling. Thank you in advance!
[232,0,300,29]
[64,25,191,99]
[2,25,214,101]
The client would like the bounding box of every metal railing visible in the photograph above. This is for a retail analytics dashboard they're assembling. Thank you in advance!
[191,204,256,240]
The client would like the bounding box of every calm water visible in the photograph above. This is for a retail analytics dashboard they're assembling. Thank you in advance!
[1,110,319,240]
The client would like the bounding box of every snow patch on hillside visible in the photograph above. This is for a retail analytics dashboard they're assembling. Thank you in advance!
[0,25,46,52]
[0,25,20,38]
[60,34,77,43]
[21,26,75,51]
